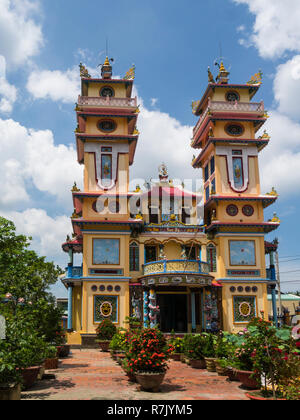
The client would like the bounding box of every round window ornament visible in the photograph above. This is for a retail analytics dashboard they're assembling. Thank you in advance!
[242,205,254,217]
[225,123,244,137]
[239,301,252,317]
[115,285,121,292]
[226,91,240,102]
[226,204,239,216]
[237,286,244,293]
[91,285,97,292]
[107,285,113,292]
[99,285,106,292]
[230,286,236,293]
[252,286,258,293]
[97,119,117,133]
[100,86,114,98]
[100,301,113,317]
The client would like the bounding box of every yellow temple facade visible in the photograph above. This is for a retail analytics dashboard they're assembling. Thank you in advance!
[62,60,279,346]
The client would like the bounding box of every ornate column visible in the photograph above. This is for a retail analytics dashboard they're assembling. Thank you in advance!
[148,289,160,328]
[269,250,278,328]
[143,290,149,328]
[67,283,74,332]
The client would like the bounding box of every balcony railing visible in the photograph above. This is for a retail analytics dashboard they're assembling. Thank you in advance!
[67,266,83,278]
[143,259,210,276]
[193,100,265,136]
[78,95,137,108]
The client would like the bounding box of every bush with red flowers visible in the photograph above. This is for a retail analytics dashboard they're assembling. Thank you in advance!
[95,319,117,341]
[124,328,174,374]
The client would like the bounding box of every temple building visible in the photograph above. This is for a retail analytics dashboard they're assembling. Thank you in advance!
[61,59,280,346]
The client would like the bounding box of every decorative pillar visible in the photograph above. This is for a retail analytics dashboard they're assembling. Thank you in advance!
[143,290,149,328]
[269,251,278,328]
[191,291,196,332]
[67,283,74,332]
[148,289,160,328]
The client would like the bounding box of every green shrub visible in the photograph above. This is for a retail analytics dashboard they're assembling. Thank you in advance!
[96,319,117,341]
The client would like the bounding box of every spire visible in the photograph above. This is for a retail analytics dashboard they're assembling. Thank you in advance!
[101,56,113,79]
[216,61,230,84]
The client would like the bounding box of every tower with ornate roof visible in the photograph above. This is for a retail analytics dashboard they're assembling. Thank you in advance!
[61,58,142,344]
[191,63,280,331]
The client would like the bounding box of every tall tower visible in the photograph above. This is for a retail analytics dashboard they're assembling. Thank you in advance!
[62,59,143,343]
[191,64,280,332]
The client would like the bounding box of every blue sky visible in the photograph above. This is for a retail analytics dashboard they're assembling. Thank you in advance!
[1,0,300,297]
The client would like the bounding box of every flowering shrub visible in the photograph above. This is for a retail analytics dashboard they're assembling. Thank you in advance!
[109,329,130,352]
[168,337,184,354]
[183,334,205,360]
[96,319,117,341]
[125,328,173,374]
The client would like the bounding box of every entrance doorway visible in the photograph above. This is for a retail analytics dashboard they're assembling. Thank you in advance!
[157,294,188,333]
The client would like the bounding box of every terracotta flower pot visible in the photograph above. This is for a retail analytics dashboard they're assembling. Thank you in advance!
[20,366,41,389]
[189,359,206,369]
[126,372,136,383]
[204,357,217,372]
[245,390,286,400]
[57,344,70,358]
[96,340,110,352]
[170,353,181,361]
[0,383,21,400]
[226,367,239,382]
[44,357,59,370]
[135,371,166,392]
[234,369,260,390]
[214,361,228,376]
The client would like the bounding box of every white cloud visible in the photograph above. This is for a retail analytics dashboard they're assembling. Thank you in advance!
[259,110,300,195]
[0,118,83,209]
[0,55,17,113]
[1,208,71,265]
[233,0,300,59]
[273,55,300,119]
[27,67,80,103]
[131,101,196,185]
[0,0,43,68]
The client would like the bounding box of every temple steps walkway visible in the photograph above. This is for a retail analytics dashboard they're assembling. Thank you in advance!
[21,349,248,400]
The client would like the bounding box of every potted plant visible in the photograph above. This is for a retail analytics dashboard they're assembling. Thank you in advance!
[0,348,22,400]
[55,328,70,358]
[126,328,173,392]
[95,319,117,352]
[183,334,206,369]
[214,333,231,375]
[44,345,59,370]
[168,334,184,361]
[202,333,217,372]
[245,318,300,399]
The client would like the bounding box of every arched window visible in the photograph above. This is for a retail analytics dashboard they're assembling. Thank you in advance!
[129,242,140,272]
[207,243,217,272]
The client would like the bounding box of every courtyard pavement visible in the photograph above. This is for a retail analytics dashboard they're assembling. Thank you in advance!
[21,349,248,400]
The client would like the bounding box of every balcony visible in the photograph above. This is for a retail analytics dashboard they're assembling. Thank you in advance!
[66,265,83,278]
[143,259,210,276]
[193,100,265,136]
[78,95,137,108]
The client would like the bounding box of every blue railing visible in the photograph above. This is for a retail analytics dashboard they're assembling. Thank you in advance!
[66,266,83,278]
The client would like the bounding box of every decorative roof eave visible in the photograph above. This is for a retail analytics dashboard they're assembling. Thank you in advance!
[205,221,280,234]
[71,218,144,229]
[192,116,267,148]
[193,84,260,116]
[204,194,278,209]
[76,110,138,118]
[265,240,279,254]
[61,237,83,253]
[192,137,270,166]
[144,221,205,233]
[76,133,139,142]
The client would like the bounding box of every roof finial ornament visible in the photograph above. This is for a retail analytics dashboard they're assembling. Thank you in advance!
[158,163,169,182]
[215,60,230,84]
[208,66,215,83]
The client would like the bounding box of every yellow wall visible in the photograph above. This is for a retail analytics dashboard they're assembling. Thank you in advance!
[222,282,268,332]
[87,82,127,98]
[212,87,250,103]
[85,117,128,136]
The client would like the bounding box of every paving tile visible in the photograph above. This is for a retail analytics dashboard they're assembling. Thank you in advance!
[21,349,249,400]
